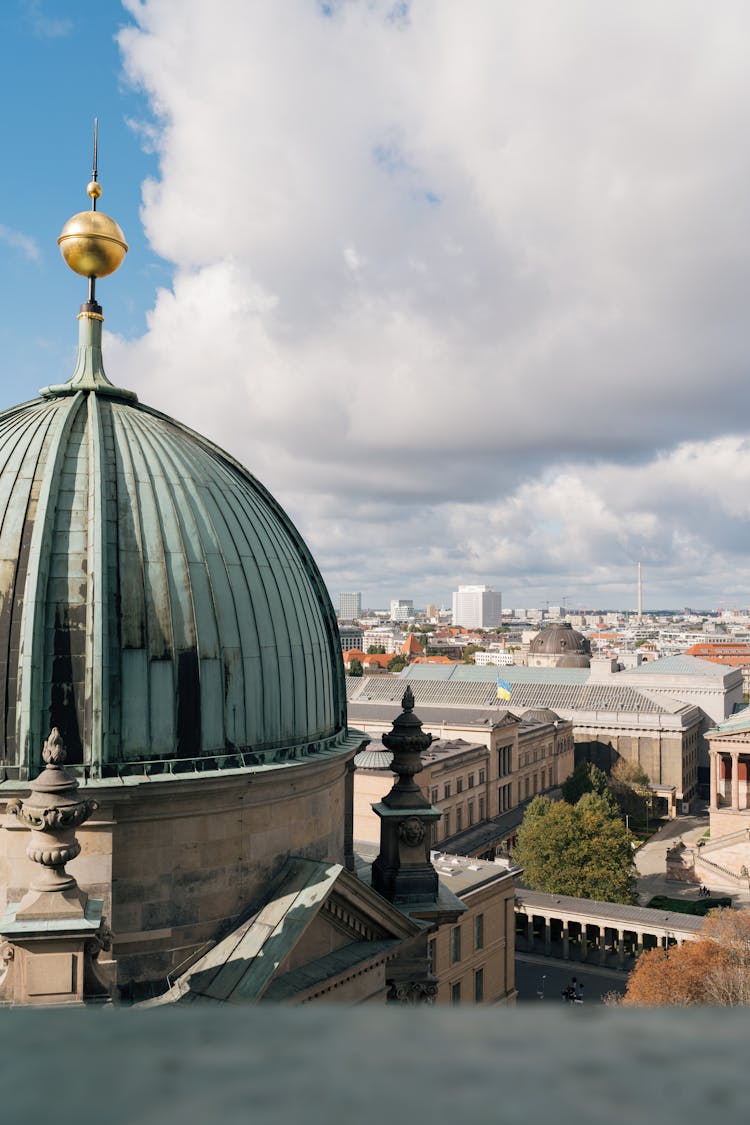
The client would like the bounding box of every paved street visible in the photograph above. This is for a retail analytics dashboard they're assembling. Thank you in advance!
[515,953,625,1005]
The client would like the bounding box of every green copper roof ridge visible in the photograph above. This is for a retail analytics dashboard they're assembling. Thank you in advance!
[39,310,137,403]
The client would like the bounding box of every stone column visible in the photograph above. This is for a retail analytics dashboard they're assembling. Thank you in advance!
[709,752,718,811]
[617,929,626,969]
[526,916,533,949]
[636,933,643,957]
[599,927,607,966]
[731,752,740,811]
[544,918,551,956]
[580,925,588,963]
[562,921,570,960]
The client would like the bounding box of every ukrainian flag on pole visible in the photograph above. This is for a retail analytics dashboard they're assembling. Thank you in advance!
[497,675,512,702]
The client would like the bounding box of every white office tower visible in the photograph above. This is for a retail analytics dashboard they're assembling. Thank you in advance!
[339,591,362,620]
[451,585,502,629]
[390,599,413,623]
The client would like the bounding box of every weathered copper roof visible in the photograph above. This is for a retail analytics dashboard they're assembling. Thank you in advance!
[0,387,346,778]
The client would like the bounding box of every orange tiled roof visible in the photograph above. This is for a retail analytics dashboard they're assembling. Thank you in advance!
[401,633,424,655]
[683,643,750,667]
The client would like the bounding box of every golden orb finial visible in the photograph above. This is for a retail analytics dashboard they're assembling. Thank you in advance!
[58,120,128,285]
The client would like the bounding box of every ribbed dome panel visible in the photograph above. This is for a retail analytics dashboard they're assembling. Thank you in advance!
[0,391,345,778]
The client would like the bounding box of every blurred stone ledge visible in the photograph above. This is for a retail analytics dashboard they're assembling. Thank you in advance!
[0,1007,742,1124]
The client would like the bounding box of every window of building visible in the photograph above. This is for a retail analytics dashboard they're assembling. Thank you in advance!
[479,796,485,820]
[525,777,530,798]
[456,806,463,832]
[428,938,436,972]
[430,787,438,804]
[444,782,451,799]
[475,913,484,951]
[451,982,461,1005]
[479,769,485,784]
[468,801,474,826]
[451,927,461,963]
[474,968,484,1004]
[456,778,463,794]
[468,773,475,789]
[443,809,450,836]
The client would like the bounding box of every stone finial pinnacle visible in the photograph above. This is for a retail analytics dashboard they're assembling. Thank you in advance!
[402,685,415,712]
[42,727,66,767]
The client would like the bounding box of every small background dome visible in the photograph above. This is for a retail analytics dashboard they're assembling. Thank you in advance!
[528,621,591,669]
[520,708,561,724]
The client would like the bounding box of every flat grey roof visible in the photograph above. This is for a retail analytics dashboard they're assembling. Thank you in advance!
[516,889,706,932]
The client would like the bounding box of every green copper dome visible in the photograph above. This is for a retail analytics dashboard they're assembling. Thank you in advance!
[0,317,346,779]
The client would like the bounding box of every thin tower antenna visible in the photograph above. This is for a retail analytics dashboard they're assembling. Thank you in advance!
[637,561,643,620]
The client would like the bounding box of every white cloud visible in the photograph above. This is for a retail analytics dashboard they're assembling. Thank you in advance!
[111,1,750,607]
[23,0,72,38]
[0,224,40,262]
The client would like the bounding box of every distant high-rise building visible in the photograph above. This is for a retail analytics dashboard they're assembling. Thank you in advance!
[339,591,362,620]
[390,599,413,623]
[451,585,502,629]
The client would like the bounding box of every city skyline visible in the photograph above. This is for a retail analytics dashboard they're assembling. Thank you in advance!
[4,4,750,609]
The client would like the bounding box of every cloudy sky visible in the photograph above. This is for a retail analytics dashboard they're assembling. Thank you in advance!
[5,2,750,611]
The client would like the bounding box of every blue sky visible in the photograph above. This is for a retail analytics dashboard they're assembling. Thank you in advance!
[4,2,750,612]
[0,1,164,399]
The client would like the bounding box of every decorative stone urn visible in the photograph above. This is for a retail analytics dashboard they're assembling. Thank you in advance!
[7,728,98,919]
[0,730,110,1005]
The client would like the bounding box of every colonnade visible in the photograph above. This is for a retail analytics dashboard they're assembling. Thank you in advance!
[516,913,682,969]
[515,890,702,971]
[710,749,748,812]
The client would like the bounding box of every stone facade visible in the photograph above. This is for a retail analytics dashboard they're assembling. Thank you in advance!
[353,711,574,855]
[1,740,360,992]
[429,855,517,1004]
[574,718,700,808]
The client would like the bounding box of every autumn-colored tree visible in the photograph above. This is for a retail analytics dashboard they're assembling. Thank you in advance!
[512,792,637,904]
[623,909,750,1006]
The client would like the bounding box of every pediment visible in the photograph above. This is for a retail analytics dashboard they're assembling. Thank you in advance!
[150,856,422,1006]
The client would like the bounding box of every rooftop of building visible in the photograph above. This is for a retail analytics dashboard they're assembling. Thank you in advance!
[347,674,694,719]
[626,654,738,678]
[707,706,750,736]
[354,841,519,895]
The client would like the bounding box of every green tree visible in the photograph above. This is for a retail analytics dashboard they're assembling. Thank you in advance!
[349,657,363,677]
[610,758,651,817]
[387,655,407,673]
[367,645,386,655]
[561,761,611,805]
[512,792,637,904]
[462,644,482,663]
